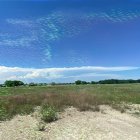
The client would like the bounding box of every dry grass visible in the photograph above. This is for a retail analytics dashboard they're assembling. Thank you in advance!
[0,92,104,120]
[0,84,140,121]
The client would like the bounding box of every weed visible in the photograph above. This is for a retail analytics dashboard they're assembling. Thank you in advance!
[41,104,57,123]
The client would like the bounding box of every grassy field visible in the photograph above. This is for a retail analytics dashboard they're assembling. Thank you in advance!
[0,84,140,121]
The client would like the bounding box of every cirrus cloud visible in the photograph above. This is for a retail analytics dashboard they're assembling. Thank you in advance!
[3,9,140,62]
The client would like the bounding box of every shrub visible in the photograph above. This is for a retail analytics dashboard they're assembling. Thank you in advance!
[41,104,57,123]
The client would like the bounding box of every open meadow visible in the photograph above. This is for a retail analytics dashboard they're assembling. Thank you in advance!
[0,84,140,120]
[0,84,140,139]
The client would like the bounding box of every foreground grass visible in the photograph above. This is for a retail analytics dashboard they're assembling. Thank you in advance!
[0,84,140,121]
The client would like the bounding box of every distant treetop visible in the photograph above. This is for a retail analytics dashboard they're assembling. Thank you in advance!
[4,80,24,87]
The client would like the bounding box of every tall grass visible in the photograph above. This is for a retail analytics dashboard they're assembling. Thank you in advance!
[0,84,140,121]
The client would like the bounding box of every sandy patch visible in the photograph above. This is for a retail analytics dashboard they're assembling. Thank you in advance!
[0,105,140,140]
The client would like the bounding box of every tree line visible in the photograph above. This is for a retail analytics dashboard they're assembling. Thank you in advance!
[0,79,140,87]
[75,79,140,85]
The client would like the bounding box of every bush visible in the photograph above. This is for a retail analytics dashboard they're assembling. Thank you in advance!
[41,105,57,123]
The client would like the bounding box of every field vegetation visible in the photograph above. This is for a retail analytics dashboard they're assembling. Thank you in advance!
[0,84,140,121]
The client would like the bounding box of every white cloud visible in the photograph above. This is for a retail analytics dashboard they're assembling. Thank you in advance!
[6,19,34,27]
[64,73,121,79]
[0,66,139,83]
[0,37,37,47]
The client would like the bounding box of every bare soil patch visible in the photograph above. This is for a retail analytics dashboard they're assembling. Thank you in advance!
[0,105,140,140]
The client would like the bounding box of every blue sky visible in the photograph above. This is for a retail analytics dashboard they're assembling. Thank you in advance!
[0,0,140,83]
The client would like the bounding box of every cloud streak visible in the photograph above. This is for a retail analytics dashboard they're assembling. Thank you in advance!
[0,66,139,83]
[0,37,37,47]
[6,19,34,27]
[86,9,140,23]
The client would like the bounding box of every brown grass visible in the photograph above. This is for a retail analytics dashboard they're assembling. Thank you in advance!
[0,92,104,120]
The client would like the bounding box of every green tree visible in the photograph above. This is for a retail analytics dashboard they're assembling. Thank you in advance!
[81,81,87,85]
[75,80,82,85]
[91,81,96,84]
[4,80,24,87]
[28,82,37,86]
[51,82,56,86]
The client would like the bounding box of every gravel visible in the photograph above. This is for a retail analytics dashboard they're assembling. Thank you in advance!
[0,105,140,140]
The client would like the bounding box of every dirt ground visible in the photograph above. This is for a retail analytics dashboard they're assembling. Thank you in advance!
[0,105,140,140]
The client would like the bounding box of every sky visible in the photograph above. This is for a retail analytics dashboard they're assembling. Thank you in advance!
[0,0,140,83]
